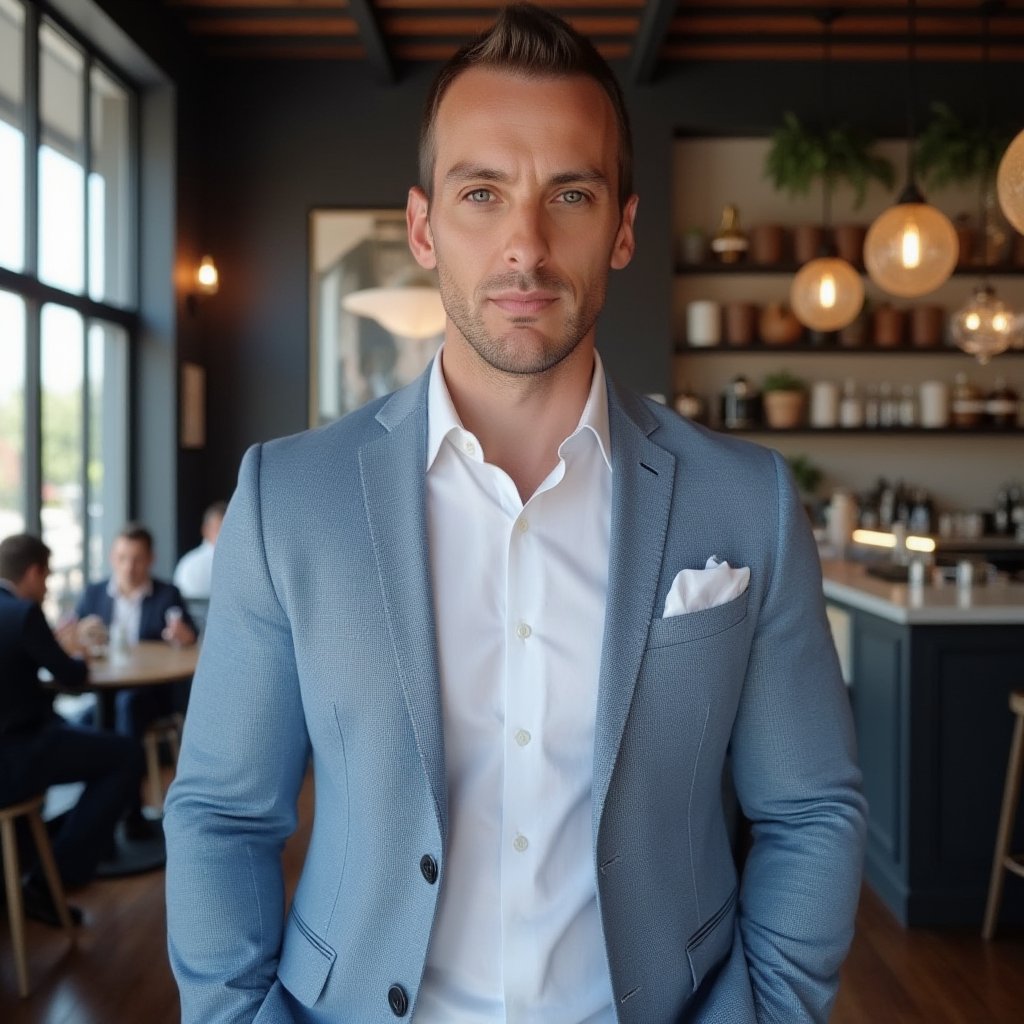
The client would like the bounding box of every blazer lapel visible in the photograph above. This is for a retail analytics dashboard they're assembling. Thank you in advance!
[592,383,676,839]
[358,374,448,843]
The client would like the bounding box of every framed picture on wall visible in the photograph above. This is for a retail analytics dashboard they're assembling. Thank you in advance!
[309,208,444,427]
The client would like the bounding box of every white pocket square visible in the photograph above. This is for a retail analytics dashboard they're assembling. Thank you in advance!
[663,556,750,617]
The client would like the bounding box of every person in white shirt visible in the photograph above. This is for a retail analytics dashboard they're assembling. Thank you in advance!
[173,500,227,600]
[165,6,866,1023]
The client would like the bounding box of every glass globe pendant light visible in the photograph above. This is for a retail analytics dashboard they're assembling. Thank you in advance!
[997,128,1024,234]
[952,3,1020,364]
[951,285,1019,364]
[864,0,958,297]
[790,10,864,332]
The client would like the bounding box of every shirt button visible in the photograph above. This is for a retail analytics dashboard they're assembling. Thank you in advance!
[463,439,476,456]
[516,516,529,533]
[515,622,532,640]
[515,729,531,747]
[513,834,529,853]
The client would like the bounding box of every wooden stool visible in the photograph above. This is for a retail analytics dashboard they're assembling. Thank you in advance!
[983,691,1024,939]
[142,713,184,810]
[0,794,76,997]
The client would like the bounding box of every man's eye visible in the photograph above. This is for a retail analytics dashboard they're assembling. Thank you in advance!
[467,189,493,203]
[561,190,587,204]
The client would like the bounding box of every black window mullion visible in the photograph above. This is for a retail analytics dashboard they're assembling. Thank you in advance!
[23,0,39,276]
[23,297,42,536]
[83,50,92,300]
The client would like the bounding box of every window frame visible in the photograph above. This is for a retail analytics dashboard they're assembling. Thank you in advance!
[0,0,140,583]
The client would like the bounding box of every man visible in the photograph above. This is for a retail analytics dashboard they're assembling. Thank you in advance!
[0,534,142,923]
[166,6,865,1023]
[173,500,227,600]
[75,522,197,741]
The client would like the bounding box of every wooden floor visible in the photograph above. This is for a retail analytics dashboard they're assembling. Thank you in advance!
[3,771,1024,1022]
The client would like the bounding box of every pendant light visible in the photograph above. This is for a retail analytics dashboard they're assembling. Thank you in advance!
[790,9,864,332]
[952,1,1020,363]
[864,0,958,297]
[997,129,1024,234]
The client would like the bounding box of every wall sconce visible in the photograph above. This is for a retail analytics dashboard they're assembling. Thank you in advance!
[195,254,220,295]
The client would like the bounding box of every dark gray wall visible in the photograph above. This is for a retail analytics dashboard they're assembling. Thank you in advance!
[190,55,1024,509]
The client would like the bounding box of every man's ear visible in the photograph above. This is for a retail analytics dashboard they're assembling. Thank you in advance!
[610,194,639,271]
[407,186,437,270]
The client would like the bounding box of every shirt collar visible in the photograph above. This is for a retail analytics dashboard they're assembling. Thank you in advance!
[107,577,154,601]
[0,579,16,597]
[426,347,612,472]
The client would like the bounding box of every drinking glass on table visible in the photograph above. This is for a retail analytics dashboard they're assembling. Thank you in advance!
[163,606,184,646]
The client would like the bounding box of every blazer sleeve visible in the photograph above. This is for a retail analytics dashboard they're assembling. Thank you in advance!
[22,604,88,691]
[164,444,309,1024]
[697,451,866,1023]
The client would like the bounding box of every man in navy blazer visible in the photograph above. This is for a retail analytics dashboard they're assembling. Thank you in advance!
[166,6,865,1023]
[0,534,141,918]
[74,522,196,741]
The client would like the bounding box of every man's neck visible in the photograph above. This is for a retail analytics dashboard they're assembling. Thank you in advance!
[440,339,595,501]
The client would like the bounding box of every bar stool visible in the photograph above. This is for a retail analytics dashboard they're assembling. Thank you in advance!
[0,794,76,996]
[983,690,1024,939]
[142,712,184,810]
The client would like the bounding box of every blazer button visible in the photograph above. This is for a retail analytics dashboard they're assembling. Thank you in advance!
[387,984,409,1017]
[420,854,438,885]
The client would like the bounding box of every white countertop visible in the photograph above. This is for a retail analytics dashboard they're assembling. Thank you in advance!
[821,559,1024,625]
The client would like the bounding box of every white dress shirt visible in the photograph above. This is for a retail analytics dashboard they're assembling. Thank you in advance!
[106,578,152,645]
[174,541,215,599]
[415,350,616,1024]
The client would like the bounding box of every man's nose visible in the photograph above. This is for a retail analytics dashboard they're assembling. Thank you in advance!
[502,204,549,271]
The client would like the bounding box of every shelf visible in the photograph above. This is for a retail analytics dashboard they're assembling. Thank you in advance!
[714,426,1024,436]
[676,342,1024,356]
[675,261,1024,277]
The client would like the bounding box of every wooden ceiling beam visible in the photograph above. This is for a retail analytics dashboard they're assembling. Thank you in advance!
[382,14,639,35]
[661,40,1024,60]
[168,1,346,9]
[187,16,358,34]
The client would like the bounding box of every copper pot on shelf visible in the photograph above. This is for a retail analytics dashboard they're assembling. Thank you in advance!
[872,304,906,348]
[910,305,944,349]
[792,224,824,265]
[749,224,786,266]
[759,302,804,346]
[724,302,759,345]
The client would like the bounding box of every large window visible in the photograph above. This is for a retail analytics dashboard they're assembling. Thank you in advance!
[0,0,137,613]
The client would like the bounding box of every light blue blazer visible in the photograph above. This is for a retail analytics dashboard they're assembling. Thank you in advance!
[164,366,865,1024]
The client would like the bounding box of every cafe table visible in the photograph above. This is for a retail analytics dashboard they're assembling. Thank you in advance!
[86,641,199,876]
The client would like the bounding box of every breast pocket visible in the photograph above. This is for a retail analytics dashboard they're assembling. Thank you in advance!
[646,590,749,649]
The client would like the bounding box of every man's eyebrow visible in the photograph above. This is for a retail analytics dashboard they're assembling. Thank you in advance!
[443,164,611,191]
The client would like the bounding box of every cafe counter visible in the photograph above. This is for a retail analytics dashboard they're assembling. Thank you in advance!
[820,560,1024,927]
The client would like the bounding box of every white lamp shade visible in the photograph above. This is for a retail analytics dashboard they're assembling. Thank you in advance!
[951,284,1020,365]
[864,202,959,298]
[790,257,864,331]
[342,286,445,339]
[997,128,1024,235]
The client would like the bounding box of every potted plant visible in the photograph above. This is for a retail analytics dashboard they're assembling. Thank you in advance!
[915,102,1015,265]
[764,113,896,263]
[761,369,808,429]
[787,454,824,521]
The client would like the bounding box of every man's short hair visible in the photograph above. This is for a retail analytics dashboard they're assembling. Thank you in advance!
[117,522,154,552]
[419,2,633,209]
[203,501,228,526]
[0,533,50,584]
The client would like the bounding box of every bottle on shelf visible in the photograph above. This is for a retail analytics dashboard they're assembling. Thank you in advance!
[898,384,918,427]
[864,384,880,428]
[710,203,749,264]
[878,382,897,428]
[950,373,986,429]
[839,379,864,428]
[986,378,1019,428]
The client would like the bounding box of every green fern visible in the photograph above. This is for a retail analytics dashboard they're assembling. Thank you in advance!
[764,113,895,209]
[915,102,1012,190]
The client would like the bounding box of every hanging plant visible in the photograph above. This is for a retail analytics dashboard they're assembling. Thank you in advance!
[915,102,1013,190]
[764,112,896,209]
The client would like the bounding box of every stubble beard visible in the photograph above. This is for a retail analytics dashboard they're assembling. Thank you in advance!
[436,263,605,377]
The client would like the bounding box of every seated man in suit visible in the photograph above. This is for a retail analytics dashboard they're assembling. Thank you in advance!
[0,533,142,924]
[74,522,197,742]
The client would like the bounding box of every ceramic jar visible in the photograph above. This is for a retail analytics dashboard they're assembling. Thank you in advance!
[759,303,804,346]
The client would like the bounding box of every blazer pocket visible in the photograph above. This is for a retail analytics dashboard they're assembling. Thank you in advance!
[686,885,737,993]
[647,590,749,649]
[277,906,337,1008]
